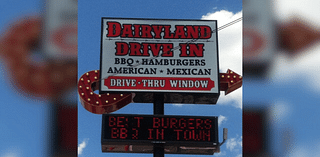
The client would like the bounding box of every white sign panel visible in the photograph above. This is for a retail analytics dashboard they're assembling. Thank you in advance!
[100,18,219,93]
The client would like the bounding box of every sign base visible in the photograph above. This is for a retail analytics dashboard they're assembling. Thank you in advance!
[133,92,219,104]
[101,142,220,155]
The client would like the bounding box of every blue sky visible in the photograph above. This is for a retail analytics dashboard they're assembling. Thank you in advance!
[244,76,320,156]
[78,0,242,157]
[0,0,242,156]
[0,1,47,157]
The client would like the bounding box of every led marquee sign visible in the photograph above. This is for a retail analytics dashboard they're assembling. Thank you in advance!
[101,114,218,145]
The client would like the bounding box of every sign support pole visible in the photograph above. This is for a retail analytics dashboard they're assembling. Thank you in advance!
[153,93,164,157]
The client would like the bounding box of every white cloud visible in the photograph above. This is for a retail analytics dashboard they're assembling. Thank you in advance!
[226,135,242,152]
[217,87,242,109]
[78,138,89,155]
[218,115,227,126]
[214,150,226,156]
[0,148,20,157]
[273,0,320,26]
[172,103,184,107]
[269,0,320,93]
[286,143,320,157]
[1,152,19,157]
[202,10,243,108]
[210,131,243,157]
[270,101,292,124]
[202,10,242,74]
[271,45,320,93]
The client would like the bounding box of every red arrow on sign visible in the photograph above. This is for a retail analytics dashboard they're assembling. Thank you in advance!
[78,70,133,114]
[279,19,320,54]
[219,69,243,95]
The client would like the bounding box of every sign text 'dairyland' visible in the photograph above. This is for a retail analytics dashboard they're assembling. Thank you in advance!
[100,18,219,93]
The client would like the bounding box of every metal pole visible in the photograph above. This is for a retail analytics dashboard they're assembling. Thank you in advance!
[153,93,164,157]
[154,93,164,115]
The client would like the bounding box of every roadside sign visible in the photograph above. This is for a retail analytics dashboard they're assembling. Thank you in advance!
[100,18,219,95]
[101,114,219,154]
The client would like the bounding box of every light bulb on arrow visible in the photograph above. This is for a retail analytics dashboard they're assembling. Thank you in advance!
[78,70,133,114]
[78,69,243,114]
[219,69,243,95]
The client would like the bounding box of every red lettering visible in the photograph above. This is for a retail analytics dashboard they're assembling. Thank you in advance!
[117,116,125,127]
[156,129,164,140]
[129,42,143,56]
[196,119,204,129]
[179,118,187,129]
[153,118,161,128]
[203,130,211,141]
[170,118,178,129]
[107,23,211,39]
[204,119,212,129]
[148,129,153,139]
[111,128,118,138]
[115,42,129,56]
[161,43,173,57]
[152,25,163,39]
[116,43,173,57]
[121,24,133,38]
[134,117,143,128]
[186,25,199,39]
[194,130,202,141]
[132,128,138,139]
[174,25,186,39]
[179,44,188,57]
[133,24,141,38]
[184,130,192,140]
[141,25,153,38]
[174,129,183,140]
[187,118,195,129]
[161,118,169,129]
[200,25,212,39]
[163,25,174,39]
[109,116,117,127]
[189,43,204,57]
[179,43,204,57]
[107,22,121,37]
[142,43,150,56]
[149,43,161,56]
[119,128,128,139]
